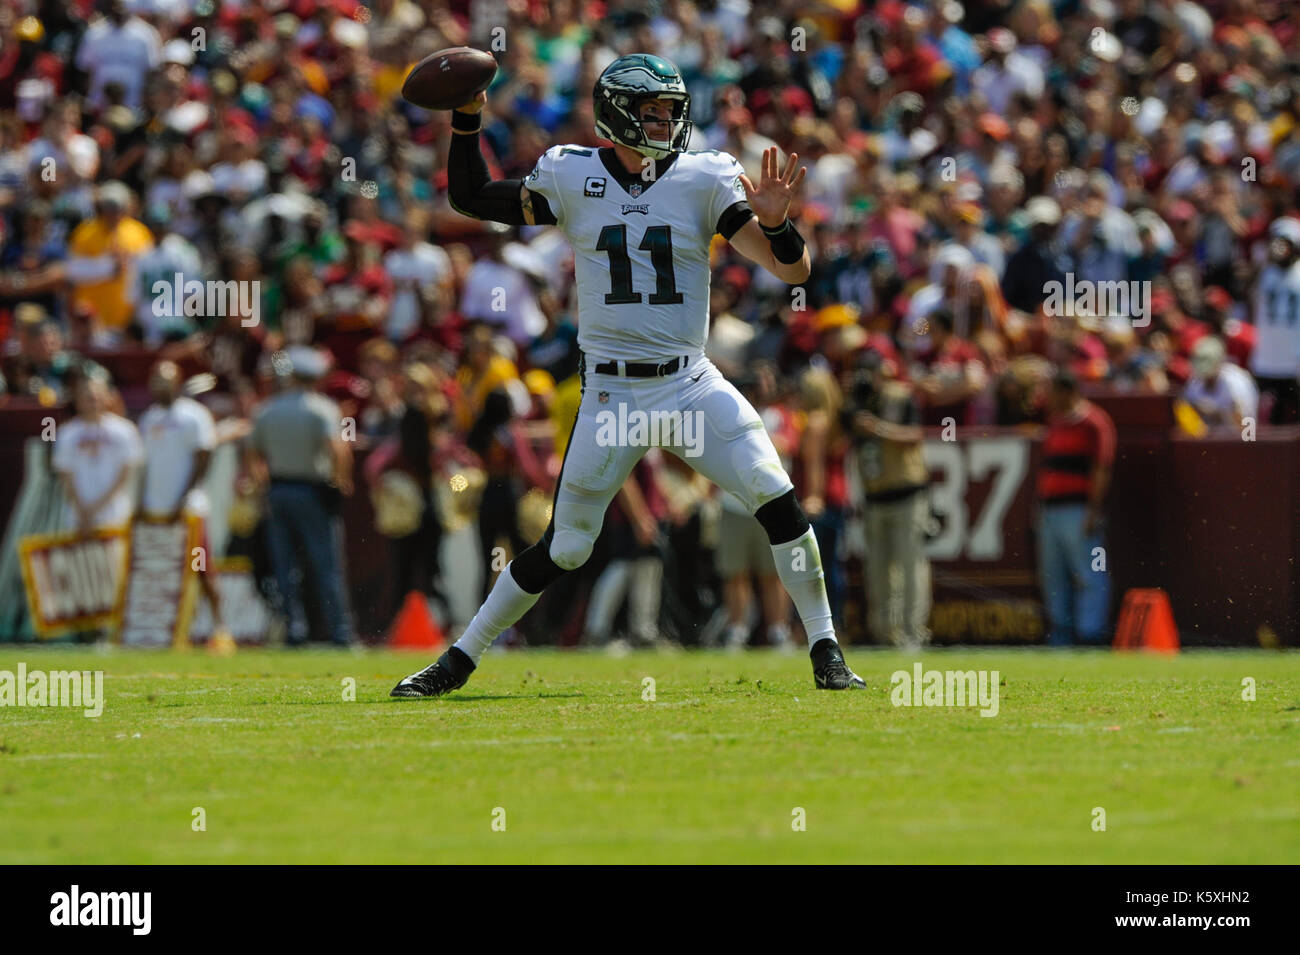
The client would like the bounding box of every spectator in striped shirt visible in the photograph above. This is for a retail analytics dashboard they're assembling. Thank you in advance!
[1036,370,1116,645]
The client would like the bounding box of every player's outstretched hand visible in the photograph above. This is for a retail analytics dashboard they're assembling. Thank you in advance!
[739,146,807,229]
[456,91,487,114]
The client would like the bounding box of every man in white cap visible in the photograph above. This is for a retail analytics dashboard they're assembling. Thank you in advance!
[249,347,356,646]
[1183,336,1258,431]
[1002,196,1069,313]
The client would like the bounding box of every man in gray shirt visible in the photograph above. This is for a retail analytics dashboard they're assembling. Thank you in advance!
[250,347,355,646]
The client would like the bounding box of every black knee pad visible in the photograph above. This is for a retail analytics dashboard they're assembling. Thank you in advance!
[509,525,569,594]
[754,488,811,546]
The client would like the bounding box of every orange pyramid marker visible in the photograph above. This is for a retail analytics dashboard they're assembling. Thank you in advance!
[387,591,446,651]
[1113,588,1180,653]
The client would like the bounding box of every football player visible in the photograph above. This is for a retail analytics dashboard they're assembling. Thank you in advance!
[1251,216,1300,423]
[392,54,866,695]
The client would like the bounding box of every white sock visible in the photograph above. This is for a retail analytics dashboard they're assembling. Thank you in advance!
[770,529,836,648]
[768,622,792,646]
[454,562,541,665]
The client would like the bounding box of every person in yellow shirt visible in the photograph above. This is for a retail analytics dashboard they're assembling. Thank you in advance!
[454,322,524,432]
[66,181,154,333]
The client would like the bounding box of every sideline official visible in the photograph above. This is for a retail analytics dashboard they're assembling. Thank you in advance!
[250,347,355,647]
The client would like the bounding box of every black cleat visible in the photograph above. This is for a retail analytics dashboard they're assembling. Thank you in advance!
[390,647,476,698]
[810,638,867,690]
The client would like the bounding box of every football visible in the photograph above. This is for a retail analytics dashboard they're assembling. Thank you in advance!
[401,46,497,111]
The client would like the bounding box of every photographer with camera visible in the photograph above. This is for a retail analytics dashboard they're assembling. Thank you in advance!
[846,349,933,650]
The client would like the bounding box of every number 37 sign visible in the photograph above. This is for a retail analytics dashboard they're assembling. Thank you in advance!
[924,437,1029,562]
[921,436,1042,642]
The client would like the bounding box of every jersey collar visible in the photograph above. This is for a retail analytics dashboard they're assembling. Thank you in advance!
[598,147,677,198]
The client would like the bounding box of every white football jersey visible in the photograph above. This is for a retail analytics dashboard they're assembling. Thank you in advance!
[1251,260,1300,378]
[524,145,749,362]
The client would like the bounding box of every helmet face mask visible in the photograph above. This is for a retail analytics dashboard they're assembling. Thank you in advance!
[594,55,693,161]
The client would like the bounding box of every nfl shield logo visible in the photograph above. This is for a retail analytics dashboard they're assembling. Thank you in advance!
[629,182,642,198]
[598,391,610,403]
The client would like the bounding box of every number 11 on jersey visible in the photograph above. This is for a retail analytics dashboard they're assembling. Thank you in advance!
[596,224,683,306]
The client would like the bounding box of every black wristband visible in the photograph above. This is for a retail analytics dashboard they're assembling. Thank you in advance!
[762,218,805,264]
[451,110,482,133]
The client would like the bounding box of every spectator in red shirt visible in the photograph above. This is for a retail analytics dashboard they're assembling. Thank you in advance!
[912,308,989,426]
[1202,285,1255,369]
[1036,370,1116,645]
[319,227,394,370]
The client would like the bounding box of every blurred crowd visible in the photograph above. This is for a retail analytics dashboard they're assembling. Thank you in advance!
[3,0,1300,645]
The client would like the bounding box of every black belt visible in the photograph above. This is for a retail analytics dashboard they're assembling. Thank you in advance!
[590,355,689,378]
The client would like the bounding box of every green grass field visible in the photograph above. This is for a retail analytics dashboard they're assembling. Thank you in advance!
[1,646,1297,864]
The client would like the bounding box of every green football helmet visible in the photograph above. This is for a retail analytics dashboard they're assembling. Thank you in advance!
[593,54,692,161]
